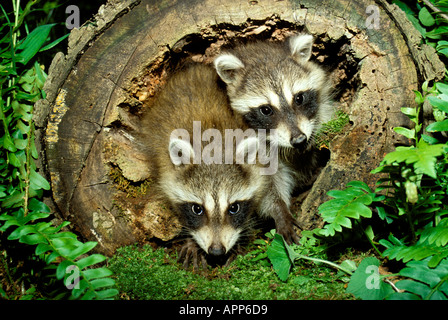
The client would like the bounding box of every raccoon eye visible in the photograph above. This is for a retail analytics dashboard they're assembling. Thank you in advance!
[191,204,204,216]
[228,203,240,215]
[294,92,304,105]
[259,105,274,116]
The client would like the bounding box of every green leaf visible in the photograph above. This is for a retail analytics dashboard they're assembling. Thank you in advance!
[29,168,50,190]
[82,267,113,281]
[89,278,116,290]
[35,243,52,255]
[39,33,69,52]
[28,198,51,213]
[76,254,107,270]
[266,234,292,281]
[67,241,98,260]
[381,236,448,266]
[427,119,448,132]
[401,107,418,117]
[346,257,394,300]
[318,183,373,236]
[16,24,56,64]
[426,26,448,39]
[56,260,74,280]
[3,136,17,152]
[394,127,415,139]
[436,82,448,96]
[8,152,22,168]
[20,233,47,245]
[8,225,35,240]
[392,259,448,300]
[418,7,435,27]
[94,288,119,300]
[382,142,445,178]
[346,180,372,193]
[427,96,448,113]
[71,279,89,299]
[14,138,27,150]
[420,218,448,247]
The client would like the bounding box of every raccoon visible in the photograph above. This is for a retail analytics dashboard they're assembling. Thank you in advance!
[138,64,267,268]
[213,34,334,243]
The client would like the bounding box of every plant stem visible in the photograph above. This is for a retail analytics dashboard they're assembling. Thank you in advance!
[363,228,383,257]
[296,254,353,275]
[424,274,448,300]
[421,0,448,23]
[23,124,33,217]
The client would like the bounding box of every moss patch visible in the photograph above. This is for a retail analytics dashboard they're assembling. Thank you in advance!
[108,244,353,300]
[315,110,350,149]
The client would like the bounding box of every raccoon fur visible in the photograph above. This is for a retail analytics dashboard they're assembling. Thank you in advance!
[138,64,267,267]
[214,34,334,243]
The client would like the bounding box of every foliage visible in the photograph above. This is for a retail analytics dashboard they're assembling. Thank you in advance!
[0,1,117,299]
[266,233,356,282]
[264,75,448,299]
[393,0,448,60]
[262,2,448,300]
[389,258,448,300]
[345,257,394,300]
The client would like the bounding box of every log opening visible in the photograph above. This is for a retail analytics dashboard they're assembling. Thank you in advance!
[105,17,363,251]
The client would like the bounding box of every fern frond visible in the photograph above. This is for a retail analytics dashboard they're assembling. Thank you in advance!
[318,181,375,237]
[379,234,448,267]
[419,218,448,247]
[0,201,118,300]
[387,258,448,300]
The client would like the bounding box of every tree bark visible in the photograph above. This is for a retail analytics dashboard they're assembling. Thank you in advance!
[35,0,445,255]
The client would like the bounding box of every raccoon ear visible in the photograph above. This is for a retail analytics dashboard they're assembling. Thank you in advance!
[169,137,195,166]
[213,53,245,85]
[289,34,314,62]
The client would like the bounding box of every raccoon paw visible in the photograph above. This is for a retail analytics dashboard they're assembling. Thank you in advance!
[177,239,207,270]
[276,216,301,245]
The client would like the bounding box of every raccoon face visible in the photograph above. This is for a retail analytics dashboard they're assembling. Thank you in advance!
[161,138,264,256]
[214,34,333,150]
[178,198,255,256]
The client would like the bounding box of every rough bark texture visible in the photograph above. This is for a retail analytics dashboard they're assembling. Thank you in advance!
[35,0,445,255]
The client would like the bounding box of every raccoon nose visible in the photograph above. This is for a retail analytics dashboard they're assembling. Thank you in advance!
[290,134,307,149]
[208,244,226,256]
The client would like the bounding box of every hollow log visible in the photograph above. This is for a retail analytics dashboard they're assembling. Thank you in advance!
[35,0,444,255]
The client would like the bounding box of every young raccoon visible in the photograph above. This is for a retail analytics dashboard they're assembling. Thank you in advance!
[214,34,334,243]
[138,64,266,268]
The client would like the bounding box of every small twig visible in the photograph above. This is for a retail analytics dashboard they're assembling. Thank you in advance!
[421,0,448,23]
[384,278,403,293]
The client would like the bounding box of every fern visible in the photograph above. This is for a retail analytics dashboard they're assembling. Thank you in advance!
[388,258,448,300]
[379,234,448,268]
[0,199,118,299]
[419,218,448,247]
[317,181,377,237]
[0,2,117,299]
[380,141,445,179]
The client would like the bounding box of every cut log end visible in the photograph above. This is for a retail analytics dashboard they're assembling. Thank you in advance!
[40,0,444,255]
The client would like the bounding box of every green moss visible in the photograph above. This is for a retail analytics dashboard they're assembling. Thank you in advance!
[109,166,152,198]
[108,244,352,300]
[315,110,350,148]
